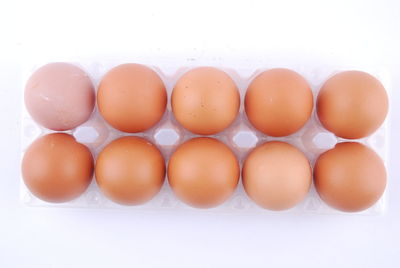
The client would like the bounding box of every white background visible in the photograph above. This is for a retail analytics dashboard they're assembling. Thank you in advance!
[1,0,400,267]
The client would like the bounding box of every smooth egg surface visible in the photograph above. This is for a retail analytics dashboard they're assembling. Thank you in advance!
[97,63,167,133]
[95,136,165,205]
[242,141,312,210]
[172,67,240,135]
[168,137,240,208]
[317,71,388,139]
[245,68,313,137]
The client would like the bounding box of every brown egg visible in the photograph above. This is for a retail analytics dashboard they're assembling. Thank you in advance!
[172,67,240,135]
[21,133,94,203]
[242,141,311,210]
[168,137,240,208]
[317,71,388,139]
[97,64,167,133]
[95,136,165,205]
[314,142,386,212]
[25,62,95,131]
[245,68,313,137]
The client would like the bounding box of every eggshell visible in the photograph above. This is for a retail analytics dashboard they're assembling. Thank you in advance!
[21,133,94,203]
[25,62,95,131]
[317,71,388,139]
[314,142,386,212]
[95,136,165,205]
[97,64,167,133]
[167,137,240,208]
[171,67,240,135]
[242,141,312,210]
[245,68,313,137]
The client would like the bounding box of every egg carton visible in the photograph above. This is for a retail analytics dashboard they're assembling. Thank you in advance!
[19,58,391,215]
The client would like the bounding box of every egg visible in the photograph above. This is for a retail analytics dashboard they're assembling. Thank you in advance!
[317,71,388,139]
[171,67,240,135]
[245,68,313,137]
[97,63,167,133]
[21,133,94,203]
[242,141,311,210]
[25,62,95,131]
[95,136,165,205]
[168,137,240,208]
[314,142,386,212]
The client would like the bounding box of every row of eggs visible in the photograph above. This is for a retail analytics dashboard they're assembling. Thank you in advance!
[25,62,388,139]
[22,62,389,213]
[22,133,386,212]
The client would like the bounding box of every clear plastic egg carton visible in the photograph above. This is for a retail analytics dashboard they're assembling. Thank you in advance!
[20,58,391,215]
